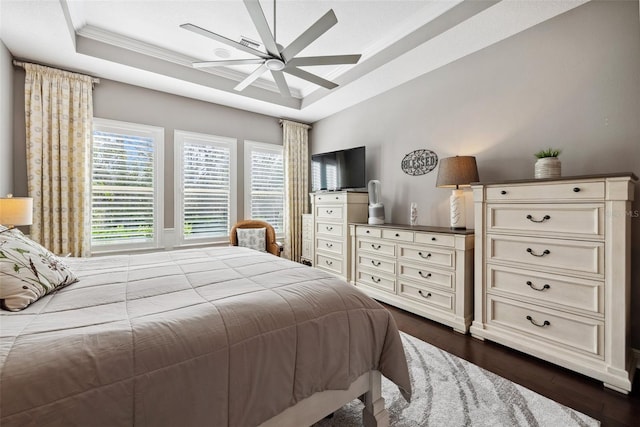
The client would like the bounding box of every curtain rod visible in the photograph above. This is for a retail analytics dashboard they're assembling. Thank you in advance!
[279,119,311,129]
[12,60,100,84]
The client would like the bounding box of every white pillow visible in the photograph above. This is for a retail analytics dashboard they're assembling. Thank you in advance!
[0,228,78,311]
[236,227,266,252]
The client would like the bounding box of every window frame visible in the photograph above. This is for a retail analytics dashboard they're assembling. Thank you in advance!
[243,140,285,238]
[174,130,238,247]
[90,118,165,253]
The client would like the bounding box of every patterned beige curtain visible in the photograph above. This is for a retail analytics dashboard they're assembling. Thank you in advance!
[282,120,311,261]
[24,63,94,257]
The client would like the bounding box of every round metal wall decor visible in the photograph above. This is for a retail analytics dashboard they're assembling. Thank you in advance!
[401,149,438,176]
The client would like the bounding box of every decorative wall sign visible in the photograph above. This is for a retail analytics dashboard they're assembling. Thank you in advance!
[401,149,438,176]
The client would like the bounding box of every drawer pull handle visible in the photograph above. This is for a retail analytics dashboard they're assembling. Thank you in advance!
[326,226,333,231]
[418,252,431,259]
[395,233,400,237]
[335,196,339,199]
[526,315,550,328]
[500,190,507,195]
[325,260,333,266]
[418,271,432,279]
[371,260,381,267]
[526,281,551,291]
[326,243,333,248]
[371,244,381,250]
[366,230,370,234]
[431,237,436,241]
[326,209,333,214]
[418,290,432,299]
[371,276,381,283]
[573,187,581,193]
[526,248,550,257]
[526,214,551,223]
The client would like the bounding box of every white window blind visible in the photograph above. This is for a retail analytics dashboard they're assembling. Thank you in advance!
[175,131,237,245]
[244,141,284,235]
[91,119,164,251]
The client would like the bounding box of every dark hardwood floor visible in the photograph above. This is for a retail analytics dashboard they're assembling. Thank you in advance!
[383,303,640,427]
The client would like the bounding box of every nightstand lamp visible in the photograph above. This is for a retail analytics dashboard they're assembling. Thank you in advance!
[0,194,33,229]
[436,156,479,229]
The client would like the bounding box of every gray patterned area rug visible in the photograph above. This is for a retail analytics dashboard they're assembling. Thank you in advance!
[315,332,599,427]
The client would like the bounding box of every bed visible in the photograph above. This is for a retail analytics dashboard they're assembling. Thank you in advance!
[0,245,411,426]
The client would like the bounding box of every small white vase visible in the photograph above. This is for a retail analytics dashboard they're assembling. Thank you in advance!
[535,157,561,179]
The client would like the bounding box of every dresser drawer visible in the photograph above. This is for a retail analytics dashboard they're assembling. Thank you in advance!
[487,204,604,238]
[398,244,454,269]
[381,229,413,242]
[315,205,343,220]
[487,296,603,358]
[357,238,395,257]
[486,181,605,202]
[316,237,343,256]
[315,193,346,204]
[355,226,382,238]
[315,253,342,275]
[316,221,343,237]
[398,263,454,289]
[357,254,395,275]
[399,280,454,312]
[487,235,604,277]
[356,269,396,293]
[414,232,455,248]
[487,265,603,315]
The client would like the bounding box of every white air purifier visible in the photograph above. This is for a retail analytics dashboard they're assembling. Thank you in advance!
[367,180,384,225]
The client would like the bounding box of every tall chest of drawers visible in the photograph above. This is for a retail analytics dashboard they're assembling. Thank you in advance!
[470,174,637,393]
[311,192,368,281]
[349,223,474,333]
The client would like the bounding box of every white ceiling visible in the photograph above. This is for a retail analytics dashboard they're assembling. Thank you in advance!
[0,0,589,122]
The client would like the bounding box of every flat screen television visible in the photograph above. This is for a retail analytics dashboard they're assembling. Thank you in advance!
[311,146,366,191]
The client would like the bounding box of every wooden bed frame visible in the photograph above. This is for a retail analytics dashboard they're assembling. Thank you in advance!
[260,370,388,427]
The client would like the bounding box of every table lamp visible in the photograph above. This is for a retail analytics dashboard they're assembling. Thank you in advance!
[0,194,33,229]
[436,156,479,229]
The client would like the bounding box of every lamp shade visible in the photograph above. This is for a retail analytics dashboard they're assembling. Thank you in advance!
[0,196,33,226]
[436,156,479,189]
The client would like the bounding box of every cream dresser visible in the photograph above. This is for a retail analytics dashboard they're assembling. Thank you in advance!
[311,192,368,281]
[470,173,637,393]
[349,223,474,333]
[301,213,314,265]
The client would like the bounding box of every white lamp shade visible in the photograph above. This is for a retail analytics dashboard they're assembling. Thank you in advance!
[0,197,33,226]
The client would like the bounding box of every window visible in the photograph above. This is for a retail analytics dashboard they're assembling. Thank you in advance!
[174,130,237,245]
[244,141,284,235]
[91,118,164,251]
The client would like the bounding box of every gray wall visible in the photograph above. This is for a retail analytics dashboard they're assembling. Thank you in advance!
[12,75,282,230]
[0,40,13,196]
[311,1,640,346]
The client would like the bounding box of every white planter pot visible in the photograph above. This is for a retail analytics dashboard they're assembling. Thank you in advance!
[535,157,561,179]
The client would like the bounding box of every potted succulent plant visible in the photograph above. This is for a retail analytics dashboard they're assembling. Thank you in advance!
[534,148,562,179]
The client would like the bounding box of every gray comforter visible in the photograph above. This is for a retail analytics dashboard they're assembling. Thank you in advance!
[0,246,411,426]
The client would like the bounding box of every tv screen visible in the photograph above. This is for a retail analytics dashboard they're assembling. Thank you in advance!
[311,146,366,191]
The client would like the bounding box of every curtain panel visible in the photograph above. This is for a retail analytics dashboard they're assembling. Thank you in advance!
[282,120,311,261]
[24,63,94,257]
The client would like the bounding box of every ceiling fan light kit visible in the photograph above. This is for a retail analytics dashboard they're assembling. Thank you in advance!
[181,0,361,97]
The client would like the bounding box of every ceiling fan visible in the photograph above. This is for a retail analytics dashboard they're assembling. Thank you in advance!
[180,0,361,97]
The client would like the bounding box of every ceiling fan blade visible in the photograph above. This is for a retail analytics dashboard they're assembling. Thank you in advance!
[180,23,269,59]
[287,54,361,67]
[234,63,269,91]
[284,67,338,90]
[193,59,266,68]
[280,9,338,62]
[243,0,280,58]
[271,70,291,98]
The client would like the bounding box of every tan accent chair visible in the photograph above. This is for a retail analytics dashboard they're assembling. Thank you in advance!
[230,220,283,256]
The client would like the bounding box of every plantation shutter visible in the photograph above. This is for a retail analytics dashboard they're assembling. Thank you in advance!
[248,146,284,234]
[181,141,231,239]
[91,130,156,245]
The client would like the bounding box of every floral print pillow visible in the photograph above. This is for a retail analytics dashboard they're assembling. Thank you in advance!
[236,227,266,252]
[0,228,78,311]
